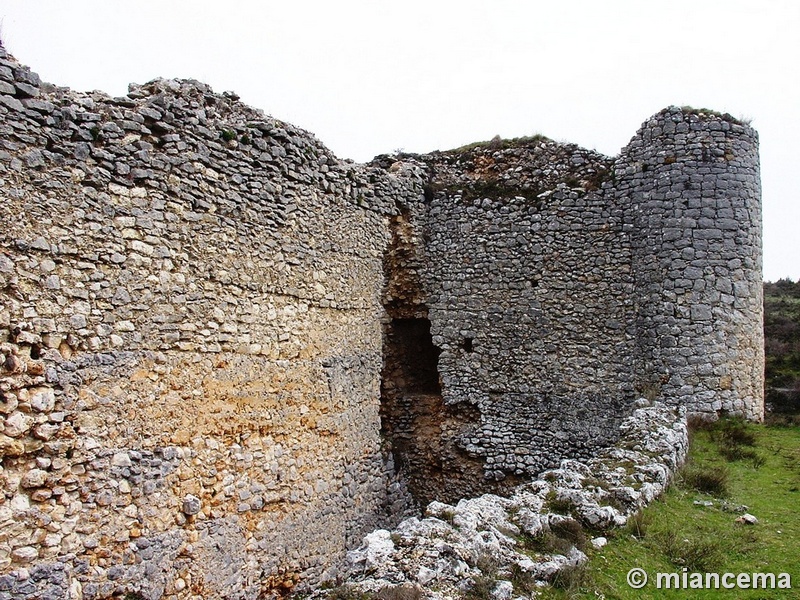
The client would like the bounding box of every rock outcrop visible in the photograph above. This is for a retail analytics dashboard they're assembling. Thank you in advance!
[341,401,687,598]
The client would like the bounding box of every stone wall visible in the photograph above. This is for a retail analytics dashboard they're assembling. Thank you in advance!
[377,114,763,503]
[0,47,763,600]
[378,142,638,504]
[0,48,419,599]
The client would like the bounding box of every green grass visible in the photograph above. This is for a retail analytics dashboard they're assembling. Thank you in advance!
[677,106,744,124]
[423,178,545,205]
[536,421,800,599]
[448,133,551,155]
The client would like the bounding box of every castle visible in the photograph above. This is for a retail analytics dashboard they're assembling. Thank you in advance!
[0,49,762,599]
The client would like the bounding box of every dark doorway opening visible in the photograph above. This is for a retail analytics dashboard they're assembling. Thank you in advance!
[384,318,441,395]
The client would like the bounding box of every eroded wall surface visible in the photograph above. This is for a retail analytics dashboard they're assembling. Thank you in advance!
[378,115,763,504]
[0,49,419,599]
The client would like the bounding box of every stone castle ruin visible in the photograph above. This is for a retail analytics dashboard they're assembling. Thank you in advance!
[0,48,762,599]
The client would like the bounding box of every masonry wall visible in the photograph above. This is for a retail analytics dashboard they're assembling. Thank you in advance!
[378,143,639,503]
[616,107,764,420]
[0,49,418,600]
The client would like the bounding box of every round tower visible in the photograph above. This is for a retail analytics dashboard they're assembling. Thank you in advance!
[617,106,763,420]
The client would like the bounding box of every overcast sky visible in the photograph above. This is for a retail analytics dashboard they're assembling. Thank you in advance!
[1,1,797,280]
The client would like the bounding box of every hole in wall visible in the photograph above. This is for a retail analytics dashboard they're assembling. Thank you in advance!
[380,317,517,505]
[383,318,441,394]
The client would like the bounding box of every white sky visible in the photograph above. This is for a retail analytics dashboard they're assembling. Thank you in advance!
[0,0,797,280]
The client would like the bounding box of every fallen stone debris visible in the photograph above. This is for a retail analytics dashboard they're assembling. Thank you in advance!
[329,400,687,599]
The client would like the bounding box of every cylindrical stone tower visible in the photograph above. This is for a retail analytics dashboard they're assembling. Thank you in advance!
[617,106,763,420]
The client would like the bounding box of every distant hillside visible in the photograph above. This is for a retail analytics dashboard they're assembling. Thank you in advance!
[764,279,800,414]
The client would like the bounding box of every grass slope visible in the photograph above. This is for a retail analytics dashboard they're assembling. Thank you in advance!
[539,420,800,599]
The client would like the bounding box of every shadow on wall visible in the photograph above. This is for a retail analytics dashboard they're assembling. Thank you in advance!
[379,316,522,506]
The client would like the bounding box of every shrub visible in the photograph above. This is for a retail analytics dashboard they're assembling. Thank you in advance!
[519,517,587,558]
[440,508,456,524]
[463,576,497,600]
[545,490,575,515]
[509,562,536,595]
[625,510,651,539]
[714,418,757,447]
[375,584,423,600]
[551,563,588,593]
[528,530,574,556]
[687,413,717,432]
[680,465,730,497]
[550,518,587,551]
[678,106,743,124]
[719,444,761,464]
[656,529,723,572]
[711,418,765,466]
[474,551,500,576]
